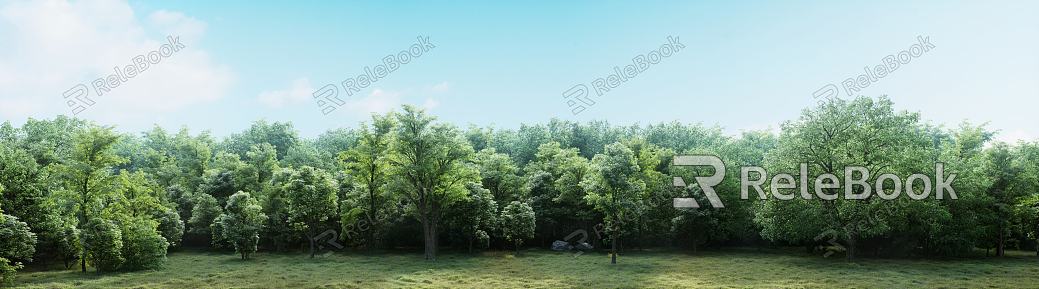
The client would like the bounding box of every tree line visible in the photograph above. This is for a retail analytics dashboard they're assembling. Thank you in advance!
[0,96,1037,284]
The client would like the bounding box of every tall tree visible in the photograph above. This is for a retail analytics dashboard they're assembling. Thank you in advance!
[581,142,645,264]
[338,112,395,255]
[285,166,339,258]
[385,104,477,260]
[214,191,267,259]
[759,96,932,262]
[500,200,535,254]
[50,123,127,272]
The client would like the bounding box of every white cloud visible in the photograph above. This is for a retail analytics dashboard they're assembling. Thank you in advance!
[341,89,407,118]
[994,129,1033,144]
[422,98,439,109]
[424,81,451,94]
[0,0,234,124]
[258,78,313,107]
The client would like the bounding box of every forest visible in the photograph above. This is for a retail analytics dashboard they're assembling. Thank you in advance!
[0,95,1037,285]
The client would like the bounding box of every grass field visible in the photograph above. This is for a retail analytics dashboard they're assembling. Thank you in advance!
[11,246,1039,288]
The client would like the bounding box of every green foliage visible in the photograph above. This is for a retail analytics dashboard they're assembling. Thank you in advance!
[0,257,19,287]
[197,169,239,206]
[0,213,36,261]
[757,96,932,262]
[500,201,535,253]
[165,185,194,224]
[118,217,169,271]
[153,206,184,248]
[259,168,299,252]
[0,143,48,230]
[36,216,79,268]
[188,193,222,238]
[81,218,123,273]
[214,191,267,259]
[385,104,477,260]
[285,166,339,258]
[338,113,394,253]
[447,182,497,254]
[582,142,644,263]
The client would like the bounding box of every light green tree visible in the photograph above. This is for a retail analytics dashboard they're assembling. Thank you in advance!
[338,112,394,255]
[50,123,127,272]
[214,191,267,259]
[384,104,477,260]
[758,96,933,262]
[582,142,644,264]
[188,193,223,243]
[80,218,123,274]
[501,200,535,254]
[285,166,339,258]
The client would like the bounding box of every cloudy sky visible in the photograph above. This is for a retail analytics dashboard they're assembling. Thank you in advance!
[1,0,1036,142]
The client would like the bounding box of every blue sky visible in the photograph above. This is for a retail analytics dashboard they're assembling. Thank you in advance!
[1,0,1036,143]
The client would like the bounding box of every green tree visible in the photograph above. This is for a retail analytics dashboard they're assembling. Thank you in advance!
[80,218,123,274]
[214,191,267,259]
[759,96,932,262]
[448,182,498,254]
[197,169,239,206]
[582,142,644,264]
[188,193,223,242]
[0,144,48,234]
[338,113,394,254]
[385,104,477,260]
[285,166,339,258]
[0,212,36,266]
[50,123,127,272]
[501,200,535,254]
[117,217,169,271]
[260,168,299,252]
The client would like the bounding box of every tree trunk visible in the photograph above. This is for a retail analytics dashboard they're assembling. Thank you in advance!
[421,214,438,260]
[308,226,316,258]
[515,239,521,254]
[845,235,856,263]
[692,233,698,254]
[611,224,618,264]
[998,230,1005,257]
[806,243,814,254]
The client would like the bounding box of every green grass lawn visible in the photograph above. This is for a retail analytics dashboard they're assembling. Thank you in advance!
[12,247,1039,288]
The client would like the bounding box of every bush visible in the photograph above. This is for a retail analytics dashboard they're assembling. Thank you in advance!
[0,214,36,262]
[215,191,267,259]
[119,217,169,271]
[0,257,20,287]
[152,207,184,248]
[82,219,123,273]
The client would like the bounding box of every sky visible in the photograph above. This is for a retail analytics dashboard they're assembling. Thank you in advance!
[1,0,1036,143]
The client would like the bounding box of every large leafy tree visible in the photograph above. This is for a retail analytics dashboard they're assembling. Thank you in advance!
[285,166,339,258]
[758,96,933,262]
[582,142,644,264]
[501,200,535,254]
[0,144,48,232]
[447,182,498,254]
[80,218,123,274]
[214,191,267,259]
[50,123,127,272]
[0,184,33,286]
[188,193,223,243]
[385,104,477,260]
[338,112,395,255]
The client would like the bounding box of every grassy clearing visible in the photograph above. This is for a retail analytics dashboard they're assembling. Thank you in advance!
[12,247,1039,288]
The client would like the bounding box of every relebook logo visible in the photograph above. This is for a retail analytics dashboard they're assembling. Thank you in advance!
[671,155,957,209]
[311,36,436,115]
[60,35,186,115]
